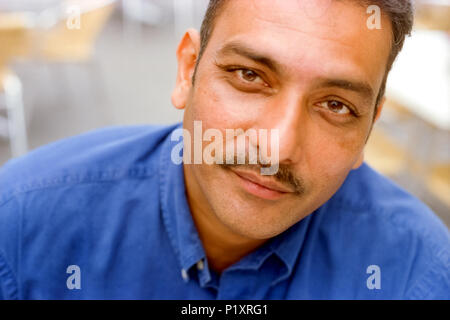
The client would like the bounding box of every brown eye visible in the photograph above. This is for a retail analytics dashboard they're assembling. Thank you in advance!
[236,69,265,85]
[241,70,257,81]
[318,100,351,115]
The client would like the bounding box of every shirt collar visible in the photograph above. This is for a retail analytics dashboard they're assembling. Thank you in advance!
[268,215,312,284]
[224,213,313,286]
[159,124,206,274]
[158,124,312,285]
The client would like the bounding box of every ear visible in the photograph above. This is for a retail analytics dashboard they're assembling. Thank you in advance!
[352,96,386,170]
[171,29,201,110]
[373,96,385,123]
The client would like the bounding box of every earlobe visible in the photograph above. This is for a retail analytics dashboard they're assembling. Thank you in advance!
[171,29,201,110]
[374,96,386,122]
[353,96,386,169]
[171,84,188,110]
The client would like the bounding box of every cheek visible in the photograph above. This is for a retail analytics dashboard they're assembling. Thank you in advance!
[189,74,266,130]
[302,123,367,185]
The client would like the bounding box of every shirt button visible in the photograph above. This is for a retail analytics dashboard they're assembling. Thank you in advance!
[181,269,189,282]
[196,259,204,271]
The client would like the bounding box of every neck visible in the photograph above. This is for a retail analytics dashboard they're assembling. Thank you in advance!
[183,164,267,273]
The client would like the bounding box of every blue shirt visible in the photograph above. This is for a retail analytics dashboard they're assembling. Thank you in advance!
[0,124,448,300]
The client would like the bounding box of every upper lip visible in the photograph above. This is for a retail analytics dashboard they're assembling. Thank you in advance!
[231,168,294,193]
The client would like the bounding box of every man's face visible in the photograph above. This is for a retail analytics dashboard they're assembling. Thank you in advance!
[175,0,392,239]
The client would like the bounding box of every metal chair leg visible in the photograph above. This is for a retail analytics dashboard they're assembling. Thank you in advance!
[3,72,28,158]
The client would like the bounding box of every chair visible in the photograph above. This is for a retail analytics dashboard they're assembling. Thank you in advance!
[39,3,116,62]
[427,164,450,207]
[0,15,31,157]
[35,2,116,108]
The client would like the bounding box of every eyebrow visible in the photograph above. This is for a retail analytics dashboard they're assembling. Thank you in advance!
[217,41,375,104]
[314,78,375,103]
[217,41,285,74]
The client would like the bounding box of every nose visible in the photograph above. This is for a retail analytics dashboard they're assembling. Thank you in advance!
[258,91,305,164]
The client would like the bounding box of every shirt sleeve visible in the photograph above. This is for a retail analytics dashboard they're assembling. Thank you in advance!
[0,252,18,300]
[405,246,450,300]
[0,198,21,300]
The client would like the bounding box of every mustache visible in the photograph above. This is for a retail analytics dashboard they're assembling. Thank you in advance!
[220,157,305,195]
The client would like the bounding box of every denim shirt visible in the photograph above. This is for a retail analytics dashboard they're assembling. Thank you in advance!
[0,124,448,299]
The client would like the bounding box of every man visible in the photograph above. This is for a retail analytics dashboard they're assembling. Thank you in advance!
[0,0,448,299]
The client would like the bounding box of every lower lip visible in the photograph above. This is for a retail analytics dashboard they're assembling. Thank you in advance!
[231,171,288,201]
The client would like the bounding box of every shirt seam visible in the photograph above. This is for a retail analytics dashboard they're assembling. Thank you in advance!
[0,166,157,207]
[330,195,449,299]
[158,138,182,268]
[330,196,445,246]
[0,250,19,300]
[404,244,449,299]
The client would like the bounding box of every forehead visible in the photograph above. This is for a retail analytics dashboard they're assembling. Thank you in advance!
[207,0,392,93]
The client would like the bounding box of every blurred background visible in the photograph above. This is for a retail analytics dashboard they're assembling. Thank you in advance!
[0,0,449,226]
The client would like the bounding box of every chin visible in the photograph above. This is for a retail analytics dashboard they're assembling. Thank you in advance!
[199,166,302,240]
[209,192,296,240]
[219,214,285,240]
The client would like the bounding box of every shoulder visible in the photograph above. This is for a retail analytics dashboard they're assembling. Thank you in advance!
[0,124,179,299]
[320,164,450,299]
[0,124,179,204]
[333,163,448,242]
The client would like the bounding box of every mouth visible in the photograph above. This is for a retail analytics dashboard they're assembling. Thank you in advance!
[229,167,294,201]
